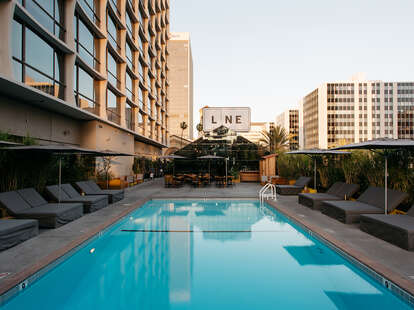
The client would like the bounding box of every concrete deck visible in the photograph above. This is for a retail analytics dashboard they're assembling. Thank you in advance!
[0,179,413,304]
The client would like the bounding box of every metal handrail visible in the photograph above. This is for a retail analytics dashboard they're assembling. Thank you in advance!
[259,183,276,203]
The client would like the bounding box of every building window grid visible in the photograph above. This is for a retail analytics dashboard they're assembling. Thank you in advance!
[74,14,100,69]
[78,0,100,26]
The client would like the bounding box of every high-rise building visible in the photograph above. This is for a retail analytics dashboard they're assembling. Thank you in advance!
[168,32,194,140]
[299,77,414,149]
[0,0,170,176]
[275,109,299,150]
[239,122,274,144]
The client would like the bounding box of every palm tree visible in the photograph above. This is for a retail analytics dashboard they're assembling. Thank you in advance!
[179,121,188,147]
[196,123,203,137]
[259,125,289,154]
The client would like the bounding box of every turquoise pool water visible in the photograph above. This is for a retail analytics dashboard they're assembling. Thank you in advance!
[1,200,412,309]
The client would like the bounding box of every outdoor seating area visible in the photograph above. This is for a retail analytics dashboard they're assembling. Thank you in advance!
[282,180,414,251]
[164,174,234,188]
[0,180,124,251]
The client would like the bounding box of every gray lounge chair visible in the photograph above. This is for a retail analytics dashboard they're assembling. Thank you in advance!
[0,190,83,228]
[298,182,360,211]
[360,206,414,251]
[75,181,124,203]
[45,184,108,213]
[276,177,312,195]
[0,219,38,251]
[321,186,408,224]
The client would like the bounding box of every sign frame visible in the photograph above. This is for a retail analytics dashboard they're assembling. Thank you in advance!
[202,107,251,133]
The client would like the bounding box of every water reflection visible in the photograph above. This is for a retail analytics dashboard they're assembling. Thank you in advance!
[284,245,342,266]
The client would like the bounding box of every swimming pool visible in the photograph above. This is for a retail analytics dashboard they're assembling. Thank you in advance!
[1,200,413,309]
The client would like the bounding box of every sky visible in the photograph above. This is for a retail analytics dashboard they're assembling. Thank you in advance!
[170,0,414,126]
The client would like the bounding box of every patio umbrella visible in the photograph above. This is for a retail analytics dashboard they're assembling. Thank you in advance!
[1,145,134,202]
[159,154,187,175]
[286,149,350,190]
[333,139,414,214]
[198,155,224,180]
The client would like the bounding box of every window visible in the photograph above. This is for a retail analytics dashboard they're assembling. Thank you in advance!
[125,41,134,70]
[106,88,120,124]
[107,13,119,50]
[126,102,133,130]
[74,65,98,114]
[109,0,120,16]
[138,87,144,109]
[107,50,119,88]
[12,19,64,99]
[20,0,65,40]
[74,15,99,69]
[126,11,134,39]
[126,72,133,101]
[78,0,99,25]
[138,60,144,78]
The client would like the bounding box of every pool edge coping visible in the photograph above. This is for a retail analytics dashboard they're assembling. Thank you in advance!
[265,199,414,306]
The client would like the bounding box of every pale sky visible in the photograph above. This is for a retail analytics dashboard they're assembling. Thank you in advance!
[170,0,414,125]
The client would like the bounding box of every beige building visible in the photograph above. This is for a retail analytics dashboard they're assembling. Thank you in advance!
[275,109,299,150]
[168,32,193,140]
[299,75,414,149]
[239,122,274,144]
[0,0,170,176]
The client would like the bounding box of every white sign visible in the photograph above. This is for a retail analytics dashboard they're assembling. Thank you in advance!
[203,107,251,132]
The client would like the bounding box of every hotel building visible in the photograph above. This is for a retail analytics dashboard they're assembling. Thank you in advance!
[0,0,170,176]
[299,77,414,149]
[168,32,193,140]
[275,109,299,150]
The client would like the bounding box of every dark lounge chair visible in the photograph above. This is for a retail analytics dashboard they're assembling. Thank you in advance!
[0,219,38,251]
[360,206,414,251]
[276,176,312,195]
[75,181,124,203]
[298,182,360,211]
[0,190,83,228]
[45,184,108,213]
[321,186,408,224]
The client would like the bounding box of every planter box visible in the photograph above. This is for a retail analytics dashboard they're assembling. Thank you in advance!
[240,171,260,182]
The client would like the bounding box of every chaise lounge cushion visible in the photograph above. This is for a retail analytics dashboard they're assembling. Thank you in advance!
[276,177,312,195]
[0,190,83,228]
[46,185,108,213]
[76,181,124,203]
[360,207,414,251]
[299,182,360,210]
[321,187,408,224]
[0,219,38,251]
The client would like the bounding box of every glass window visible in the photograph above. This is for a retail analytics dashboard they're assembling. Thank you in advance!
[126,11,134,39]
[74,65,98,114]
[138,61,144,78]
[125,41,134,70]
[78,0,99,25]
[107,50,119,88]
[106,88,120,124]
[126,102,133,130]
[107,13,119,49]
[126,72,133,101]
[12,19,64,99]
[22,0,65,40]
[74,15,98,69]
[138,87,144,109]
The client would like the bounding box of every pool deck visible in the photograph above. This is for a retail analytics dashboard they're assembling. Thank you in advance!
[0,179,414,303]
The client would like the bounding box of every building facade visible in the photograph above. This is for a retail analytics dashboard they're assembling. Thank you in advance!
[239,122,274,144]
[0,0,170,176]
[168,32,193,140]
[275,109,299,150]
[299,79,414,149]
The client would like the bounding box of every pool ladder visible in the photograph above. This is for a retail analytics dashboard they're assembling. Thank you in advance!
[259,183,277,203]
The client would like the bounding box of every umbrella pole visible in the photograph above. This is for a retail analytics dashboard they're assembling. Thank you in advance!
[314,157,317,190]
[225,158,228,186]
[58,157,62,204]
[385,156,388,214]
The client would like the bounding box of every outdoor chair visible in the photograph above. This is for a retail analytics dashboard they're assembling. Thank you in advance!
[46,184,108,213]
[276,176,312,195]
[359,205,414,251]
[0,190,83,228]
[75,181,124,203]
[321,186,408,224]
[298,182,360,211]
[0,219,38,251]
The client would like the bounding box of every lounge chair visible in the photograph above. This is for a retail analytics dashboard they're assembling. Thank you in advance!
[298,182,360,211]
[75,181,124,203]
[360,206,414,251]
[321,186,408,224]
[0,219,38,251]
[0,190,83,228]
[45,184,108,213]
[276,176,312,195]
